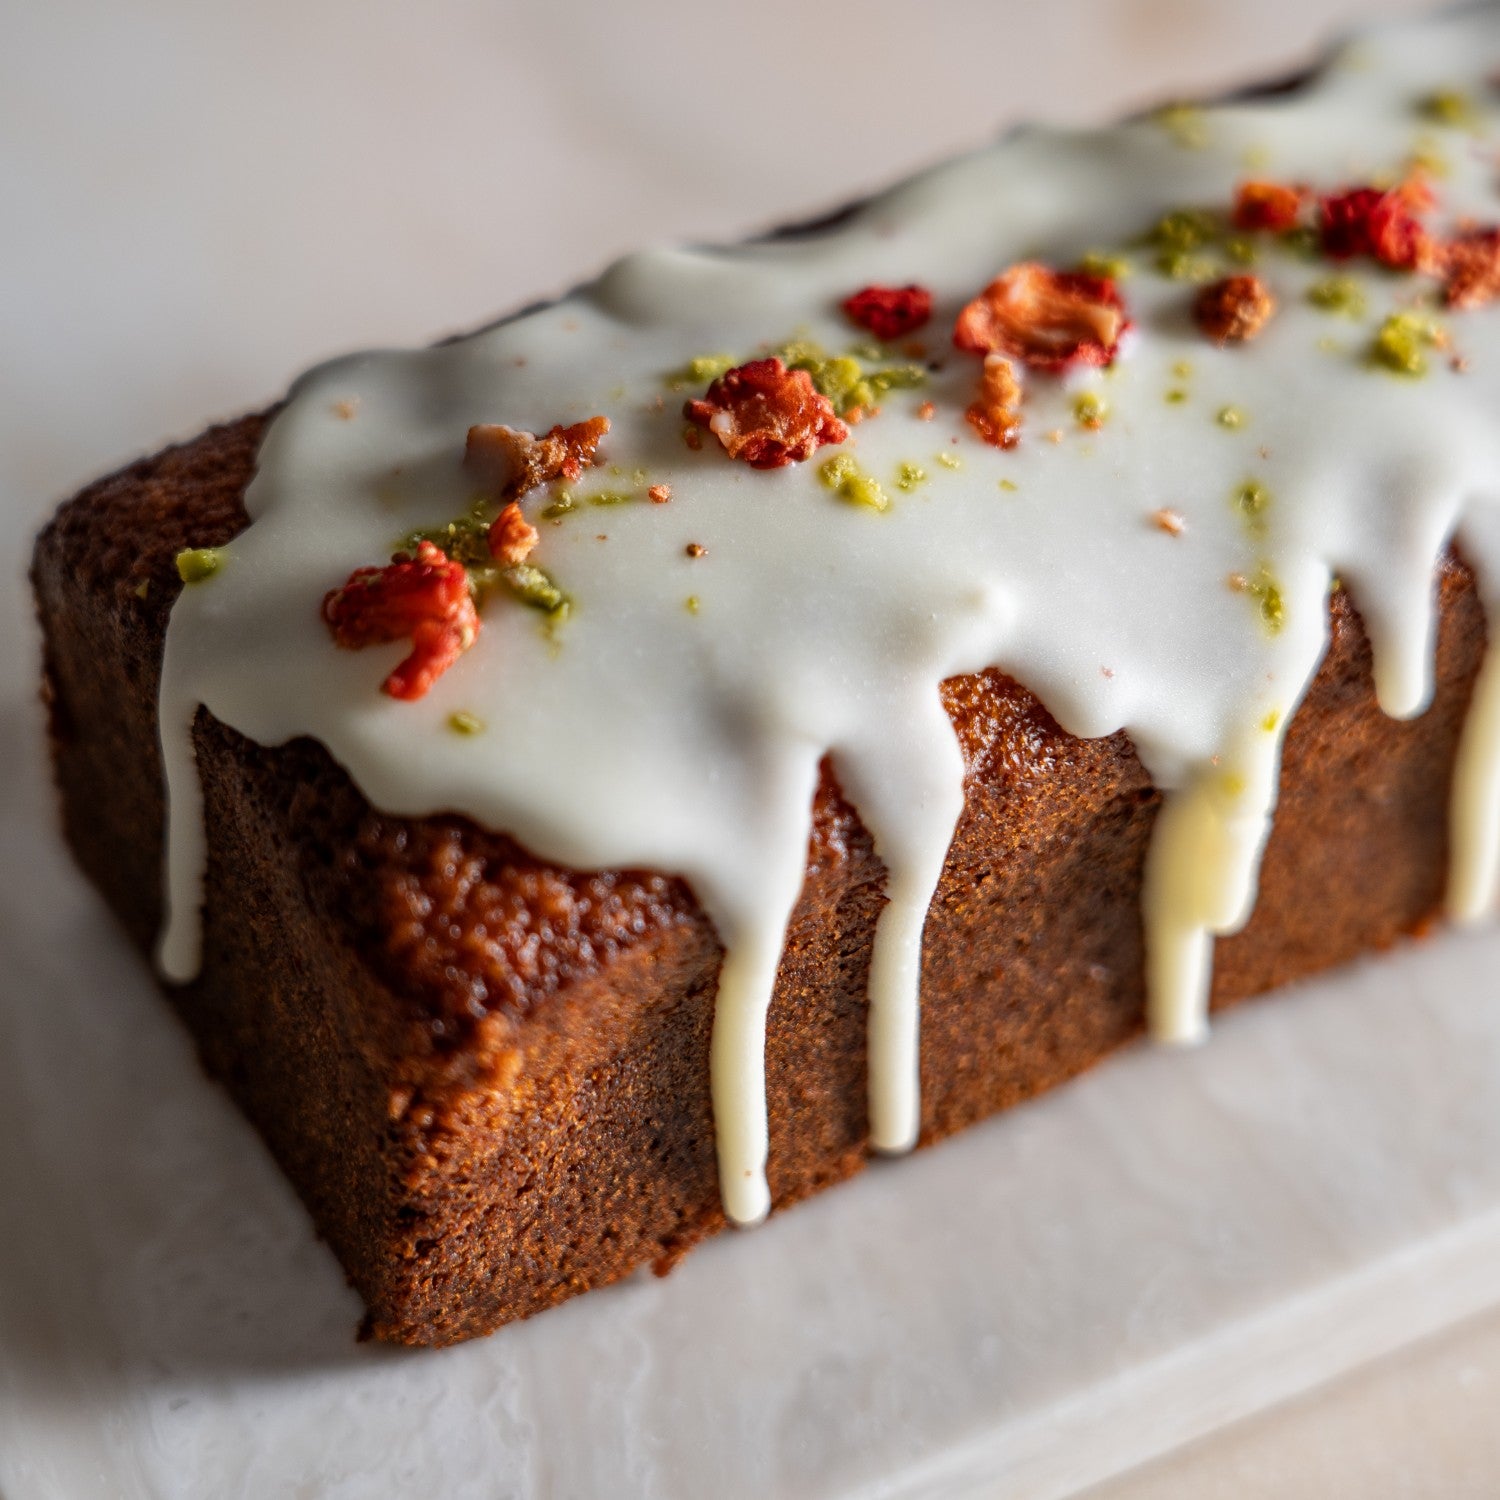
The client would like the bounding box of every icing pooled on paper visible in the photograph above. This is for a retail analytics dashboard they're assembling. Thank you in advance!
[160,7,1500,1226]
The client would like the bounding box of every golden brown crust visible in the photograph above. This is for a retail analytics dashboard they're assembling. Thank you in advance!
[31,404,1484,1346]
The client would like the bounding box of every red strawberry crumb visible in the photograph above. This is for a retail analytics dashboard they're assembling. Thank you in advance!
[683,357,848,469]
[964,354,1023,449]
[841,283,934,341]
[487,502,539,565]
[953,262,1127,371]
[1232,180,1306,232]
[323,540,479,702]
[1193,274,1275,343]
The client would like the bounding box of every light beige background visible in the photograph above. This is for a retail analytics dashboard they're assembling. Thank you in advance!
[4,1,1493,1492]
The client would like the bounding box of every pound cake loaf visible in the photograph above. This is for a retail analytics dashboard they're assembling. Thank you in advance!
[32,7,1500,1345]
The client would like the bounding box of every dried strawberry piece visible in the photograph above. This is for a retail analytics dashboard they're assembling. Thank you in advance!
[1232,180,1306,233]
[323,540,479,701]
[465,416,610,500]
[1319,182,1437,270]
[965,354,1023,449]
[683,357,848,468]
[1444,226,1500,309]
[841,283,934,340]
[488,501,538,565]
[953,263,1127,371]
[1193,274,1275,343]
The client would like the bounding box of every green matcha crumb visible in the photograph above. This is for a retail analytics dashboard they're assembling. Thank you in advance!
[1154,103,1208,148]
[1307,275,1368,318]
[1079,250,1132,280]
[847,340,885,362]
[175,548,222,584]
[1156,249,1218,282]
[1247,566,1286,634]
[1223,236,1258,266]
[1280,224,1323,260]
[819,453,890,512]
[685,595,701,615]
[998,478,1019,493]
[667,353,735,389]
[1172,359,1194,380]
[1151,209,1218,252]
[1073,391,1108,429]
[865,364,927,396]
[1371,310,1442,376]
[1234,478,1272,529]
[772,339,925,415]
[133,578,150,600]
[935,451,963,471]
[502,563,570,618]
[1407,136,1451,180]
[896,461,927,492]
[585,490,634,507]
[402,513,492,566]
[1165,388,1189,405]
[1261,709,1281,732]
[1217,405,1246,429]
[541,490,577,520]
[1419,88,1480,130]
[447,711,485,736]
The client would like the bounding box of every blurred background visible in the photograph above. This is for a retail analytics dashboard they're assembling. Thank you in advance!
[9,1,1498,1493]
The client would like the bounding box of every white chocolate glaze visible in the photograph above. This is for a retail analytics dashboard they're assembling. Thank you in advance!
[160,6,1500,1226]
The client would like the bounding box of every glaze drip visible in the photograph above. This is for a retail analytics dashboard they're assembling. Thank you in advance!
[160,7,1500,1225]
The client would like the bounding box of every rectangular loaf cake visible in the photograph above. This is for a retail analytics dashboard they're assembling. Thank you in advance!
[32,7,1500,1345]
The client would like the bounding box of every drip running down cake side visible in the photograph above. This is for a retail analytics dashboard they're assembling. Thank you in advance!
[31,5,1500,1343]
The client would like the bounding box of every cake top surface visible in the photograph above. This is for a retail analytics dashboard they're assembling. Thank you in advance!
[158,4,1500,1223]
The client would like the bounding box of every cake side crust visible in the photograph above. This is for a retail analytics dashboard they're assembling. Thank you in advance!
[32,420,1480,1343]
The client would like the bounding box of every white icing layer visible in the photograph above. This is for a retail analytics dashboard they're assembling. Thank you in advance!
[160,7,1500,1225]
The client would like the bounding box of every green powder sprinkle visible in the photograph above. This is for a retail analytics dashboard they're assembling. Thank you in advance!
[1154,104,1209,148]
[1308,278,1368,319]
[1073,391,1108,429]
[175,548,222,584]
[585,490,634,507]
[1307,276,1367,318]
[1151,209,1218,251]
[1419,89,1480,130]
[1371,311,1442,377]
[133,578,150,600]
[1156,249,1218,282]
[685,595,701,615]
[1280,224,1323,260]
[1234,479,1272,528]
[447,711,485,736]
[1217,406,1246,429]
[1247,566,1286,634]
[1223,236,1258,266]
[998,478,1019,493]
[896,461,927,492]
[667,353,735,389]
[819,453,890,512]
[501,563,570,618]
[1165,388,1189,405]
[1079,250,1132,280]
[935,451,963,471]
[1261,710,1281,732]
